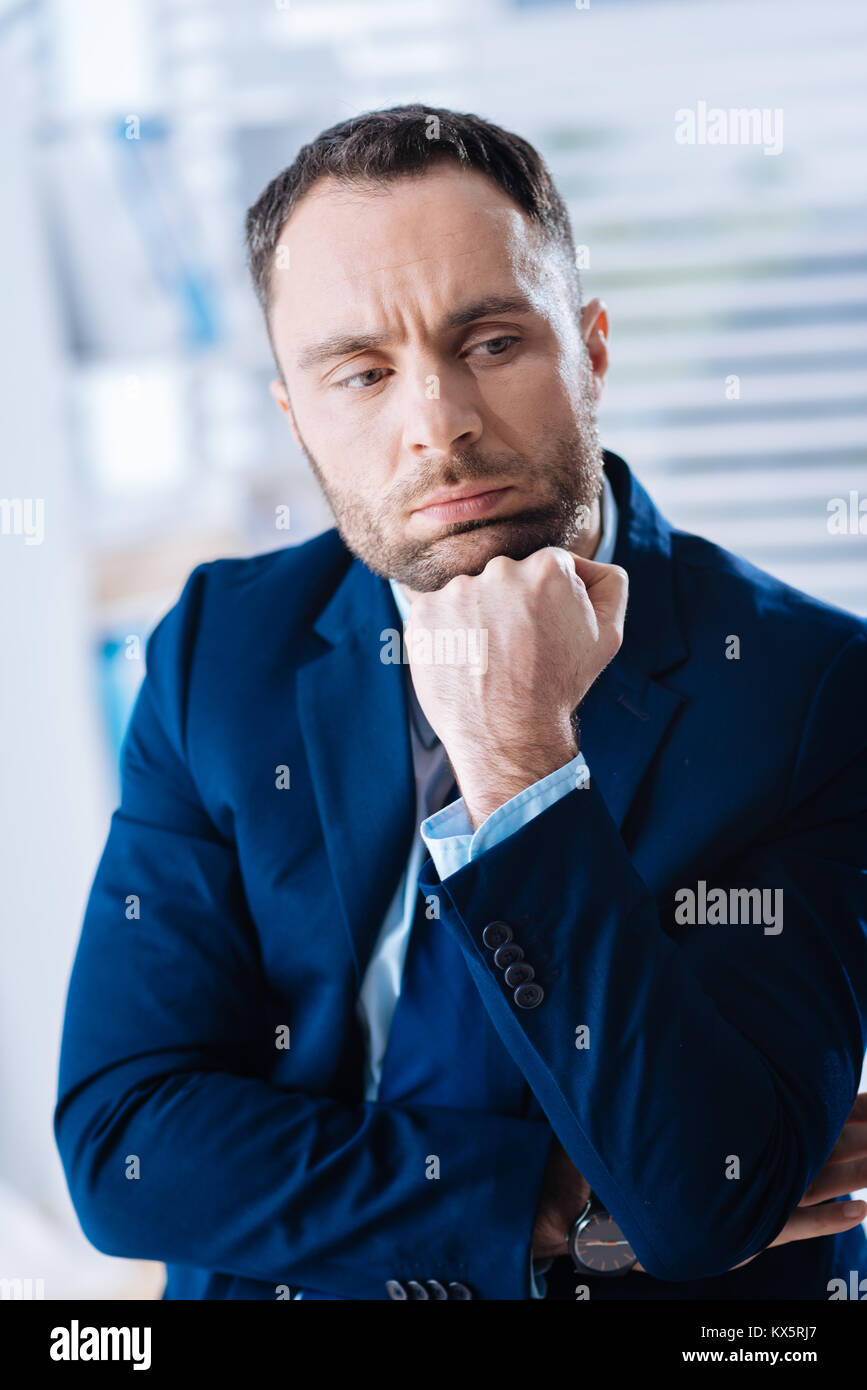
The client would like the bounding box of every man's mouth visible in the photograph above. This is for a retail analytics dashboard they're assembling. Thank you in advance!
[411,485,514,523]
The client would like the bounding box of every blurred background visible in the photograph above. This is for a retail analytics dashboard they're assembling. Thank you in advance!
[1,0,865,1298]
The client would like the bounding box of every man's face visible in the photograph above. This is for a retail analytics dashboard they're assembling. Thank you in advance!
[267,161,609,593]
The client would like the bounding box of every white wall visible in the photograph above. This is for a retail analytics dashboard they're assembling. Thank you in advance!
[0,21,160,1297]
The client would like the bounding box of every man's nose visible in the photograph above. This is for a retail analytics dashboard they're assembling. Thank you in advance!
[399,367,484,457]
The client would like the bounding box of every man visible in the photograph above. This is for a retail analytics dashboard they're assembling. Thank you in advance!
[55,105,867,1301]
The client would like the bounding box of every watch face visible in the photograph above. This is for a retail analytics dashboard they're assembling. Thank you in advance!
[573,1211,636,1275]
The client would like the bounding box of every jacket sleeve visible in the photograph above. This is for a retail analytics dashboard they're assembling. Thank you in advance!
[54,566,553,1300]
[417,629,867,1283]
[421,754,588,878]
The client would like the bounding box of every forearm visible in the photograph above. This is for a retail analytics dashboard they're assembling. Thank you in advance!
[419,777,867,1282]
[456,731,579,830]
[55,787,554,1300]
[55,1058,553,1299]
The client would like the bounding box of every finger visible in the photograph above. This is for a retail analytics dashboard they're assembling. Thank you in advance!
[818,1121,867,1166]
[546,547,591,591]
[768,1199,866,1248]
[567,552,623,589]
[567,553,629,631]
[799,1154,867,1206]
[844,1092,867,1125]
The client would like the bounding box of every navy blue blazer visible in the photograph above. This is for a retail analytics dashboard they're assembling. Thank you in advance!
[54,451,867,1300]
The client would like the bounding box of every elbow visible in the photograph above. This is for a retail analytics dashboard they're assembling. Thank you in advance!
[626,1205,790,1284]
[622,1130,806,1283]
[635,1245,740,1284]
[53,1099,143,1261]
[626,1239,724,1284]
[58,1158,144,1262]
[70,1197,134,1262]
[631,1235,749,1283]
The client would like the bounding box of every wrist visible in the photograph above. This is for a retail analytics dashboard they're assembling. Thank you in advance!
[458,737,579,829]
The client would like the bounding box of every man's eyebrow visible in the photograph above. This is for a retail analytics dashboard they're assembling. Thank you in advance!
[443,293,537,331]
[295,294,537,371]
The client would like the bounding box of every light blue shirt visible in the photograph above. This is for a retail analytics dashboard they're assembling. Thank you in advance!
[356,473,618,1298]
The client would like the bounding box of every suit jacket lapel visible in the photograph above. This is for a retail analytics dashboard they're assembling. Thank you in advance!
[577,664,685,835]
[576,451,691,834]
[297,557,417,987]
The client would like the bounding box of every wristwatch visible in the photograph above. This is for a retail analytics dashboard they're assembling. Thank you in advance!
[568,1193,638,1277]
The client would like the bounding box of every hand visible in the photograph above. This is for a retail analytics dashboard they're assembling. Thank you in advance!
[533,1093,867,1270]
[531,1135,591,1261]
[750,1090,867,1262]
[405,549,628,827]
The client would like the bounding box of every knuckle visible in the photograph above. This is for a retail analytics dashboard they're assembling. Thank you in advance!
[534,548,571,580]
[483,553,513,576]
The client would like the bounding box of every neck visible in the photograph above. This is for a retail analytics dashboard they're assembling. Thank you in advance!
[567,493,603,561]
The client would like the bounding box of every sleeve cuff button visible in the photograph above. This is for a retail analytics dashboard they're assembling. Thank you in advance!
[513,981,544,1009]
[482,920,513,949]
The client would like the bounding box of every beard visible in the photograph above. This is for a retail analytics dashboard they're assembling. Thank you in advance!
[295,390,605,593]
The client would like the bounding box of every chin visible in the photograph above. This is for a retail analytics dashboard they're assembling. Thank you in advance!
[434,522,518,564]
[419,527,542,590]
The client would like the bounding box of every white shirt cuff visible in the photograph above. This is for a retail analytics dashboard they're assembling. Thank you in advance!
[420,752,589,880]
[530,1254,553,1299]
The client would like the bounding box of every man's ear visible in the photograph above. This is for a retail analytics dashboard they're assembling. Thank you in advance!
[269,377,303,451]
[580,298,609,403]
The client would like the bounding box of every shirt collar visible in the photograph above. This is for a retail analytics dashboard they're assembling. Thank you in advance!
[595,467,618,566]
[389,469,619,749]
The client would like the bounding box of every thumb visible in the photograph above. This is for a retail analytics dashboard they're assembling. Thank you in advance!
[567,552,629,632]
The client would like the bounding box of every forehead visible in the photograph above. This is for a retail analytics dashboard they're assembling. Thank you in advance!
[268,163,556,335]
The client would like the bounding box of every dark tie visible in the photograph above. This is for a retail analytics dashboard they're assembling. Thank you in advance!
[376,766,544,1118]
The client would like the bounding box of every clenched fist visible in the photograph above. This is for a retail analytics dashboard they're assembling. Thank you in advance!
[404,548,628,828]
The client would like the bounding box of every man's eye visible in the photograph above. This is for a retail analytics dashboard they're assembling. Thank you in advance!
[470,336,520,357]
[336,367,387,390]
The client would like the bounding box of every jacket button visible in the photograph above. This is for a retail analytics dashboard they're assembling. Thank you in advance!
[504,961,535,988]
[425,1279,449,1299]
[447,1281,473,1299]
[514,981,544,1009]
[386,1279,408,1299]
[493,942,524,970]
[482,921,513,949]
[406,1279,430,1299]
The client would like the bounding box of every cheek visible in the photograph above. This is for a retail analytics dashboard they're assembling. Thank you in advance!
[494,346,569,411]
[310,379,389,445]
[307,413,389,509]
[302,387,358,447]
[483,355,569,432]
[327,400,401,491]
[296,391,374,480]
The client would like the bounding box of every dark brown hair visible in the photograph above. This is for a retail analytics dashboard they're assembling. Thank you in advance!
[244,103,582,334]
